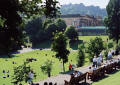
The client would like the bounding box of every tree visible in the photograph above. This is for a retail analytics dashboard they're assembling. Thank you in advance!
[45,23,58,39]
[51,32,70,72]
[40,60,53,77]
[77,44,85,67]
[104,0,120,44]
[42,0,60,18]
[55,18,67,32]
[25,17,45,46]
[0,0,60,55]
[87,37,104,60]
[65,26,78,41]
[12,61,36,85]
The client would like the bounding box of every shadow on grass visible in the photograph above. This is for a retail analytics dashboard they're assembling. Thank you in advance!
[0,54,19,58]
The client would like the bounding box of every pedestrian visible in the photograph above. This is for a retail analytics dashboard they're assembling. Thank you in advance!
[69,63,72,70]
[28,70,33,84]
[93,56,97,68]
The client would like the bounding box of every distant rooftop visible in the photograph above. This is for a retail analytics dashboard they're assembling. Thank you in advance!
[61,14,102,19]
[77,26,107,29]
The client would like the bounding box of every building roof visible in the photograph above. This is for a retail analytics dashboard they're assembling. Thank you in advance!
[78,26,106,29]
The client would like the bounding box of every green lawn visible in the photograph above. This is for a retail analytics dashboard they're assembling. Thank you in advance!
[0,49,90,85]
[0,36,108,85]
[92,71,120,85]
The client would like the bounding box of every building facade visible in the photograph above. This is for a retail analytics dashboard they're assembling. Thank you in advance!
[61,14,103,28]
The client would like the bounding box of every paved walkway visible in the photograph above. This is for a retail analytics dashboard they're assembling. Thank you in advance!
[35,56,120,85]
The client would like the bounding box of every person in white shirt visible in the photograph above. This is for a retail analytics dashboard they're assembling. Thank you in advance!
[97,56,102,67]
[93,56,97,68]
[28,70,33,84]
[99,52,103,62]
[107,50,112,60]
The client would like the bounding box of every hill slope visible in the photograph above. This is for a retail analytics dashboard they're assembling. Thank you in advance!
[60,3,107,18]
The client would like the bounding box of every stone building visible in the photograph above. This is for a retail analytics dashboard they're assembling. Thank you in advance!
[61,14,107,35]
[61,14,103,28]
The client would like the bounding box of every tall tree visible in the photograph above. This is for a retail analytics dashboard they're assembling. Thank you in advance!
[104,0,120,44]
[51,32,70,72]
[0,0,60,55]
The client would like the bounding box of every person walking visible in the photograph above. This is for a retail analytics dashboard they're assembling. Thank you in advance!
[28,70,33,85]
[93,56,97,68]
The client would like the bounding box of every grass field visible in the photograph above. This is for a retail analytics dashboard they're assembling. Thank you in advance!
[92,71,120,85]
[0,50,91,85]
[0,36,108,85]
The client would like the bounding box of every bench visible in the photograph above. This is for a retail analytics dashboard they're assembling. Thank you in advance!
[64,72,87,85]
[88,67,105,81]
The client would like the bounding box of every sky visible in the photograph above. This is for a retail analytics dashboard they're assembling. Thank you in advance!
[58,0,110,8]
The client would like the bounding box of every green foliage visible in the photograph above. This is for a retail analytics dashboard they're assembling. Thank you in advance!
[51,32,70,72]
[25,17,67,46]
[40,60,53,77]
[12,61,36,85]
[65,26,78,41]
[108,42,114,49]
[25,17,46,46]
[104,0,120,44]
[45,23,58,39]
[0,0,60,55]
[87,37,104,59]
[77,44,85,67]
[55,18,67,32]
[42,0,60,18]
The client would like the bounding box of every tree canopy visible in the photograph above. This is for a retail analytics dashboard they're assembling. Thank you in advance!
[104,0,120,44]
[88,37,104,59]
[0,0,60,55]
[65,26,78,41]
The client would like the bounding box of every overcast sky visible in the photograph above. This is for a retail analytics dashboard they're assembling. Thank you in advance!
[57,0,110,8]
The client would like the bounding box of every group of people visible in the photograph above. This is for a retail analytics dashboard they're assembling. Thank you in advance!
[72,71,81,77]
[92,52,103,68]
[92,50,115,70]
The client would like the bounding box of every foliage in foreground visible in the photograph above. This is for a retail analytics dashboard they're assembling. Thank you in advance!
[12,61,36,85]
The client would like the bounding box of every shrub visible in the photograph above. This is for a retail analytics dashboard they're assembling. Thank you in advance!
[87,37,104,61]
[40,60,53,77]
[77,44,85,67]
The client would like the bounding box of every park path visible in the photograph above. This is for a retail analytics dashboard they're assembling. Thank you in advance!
[35,55,120,85]
[35,63,92,85]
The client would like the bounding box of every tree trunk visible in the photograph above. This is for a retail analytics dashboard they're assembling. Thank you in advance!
[116,39,119,45]
[63,60,65,72]
[48,72,51,77]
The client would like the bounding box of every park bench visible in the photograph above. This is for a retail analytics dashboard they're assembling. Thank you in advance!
[105,62,117,74]
[87,67,104,81]
[64,72,87,85]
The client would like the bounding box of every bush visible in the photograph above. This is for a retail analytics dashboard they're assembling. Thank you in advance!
[108,42,114,49]
[77,44,85,67]
[87,37,104,61]
[40,60,53,77]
